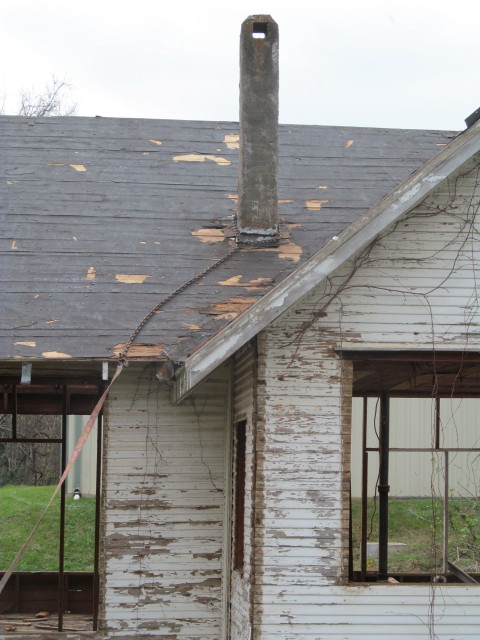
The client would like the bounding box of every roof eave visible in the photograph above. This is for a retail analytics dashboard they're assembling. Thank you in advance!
[174,121,480,402]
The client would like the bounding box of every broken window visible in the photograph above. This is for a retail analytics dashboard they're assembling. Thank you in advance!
[348,353,480,584]
[0,379,103,630]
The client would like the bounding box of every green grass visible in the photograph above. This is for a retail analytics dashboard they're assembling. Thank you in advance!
[0,485,96,572]
[352,497,480,574]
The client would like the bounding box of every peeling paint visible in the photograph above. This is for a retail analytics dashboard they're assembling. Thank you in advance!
[224,133,240,149]
[45,319,60,324]
[70,164,87,172]
[258,241,303,263]
[111,343,167,358]
[42,351,72,359]
[86,266,96,280]
[207,296,258,320]
[6,181,13,185]
[192,228,226,243]
[173,153,231,166]
[345,139,354,148]
[148,139,162,145]
[72,236,78,241]
[185,323,201,330]
[11,241,17,250]
[318,185,329,189]
[306,199,329,210]
[14,341,36,347]
[115,274,151,284]
[218,275,273,290]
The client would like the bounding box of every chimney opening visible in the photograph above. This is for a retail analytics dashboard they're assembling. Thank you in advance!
[252,22,268,38]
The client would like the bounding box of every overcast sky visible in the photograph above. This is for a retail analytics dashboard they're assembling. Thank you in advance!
[1,0,479,131]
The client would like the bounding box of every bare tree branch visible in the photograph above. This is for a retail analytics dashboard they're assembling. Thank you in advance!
[16,76,77,117]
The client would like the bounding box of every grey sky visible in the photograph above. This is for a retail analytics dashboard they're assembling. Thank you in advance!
[1,0,479,131]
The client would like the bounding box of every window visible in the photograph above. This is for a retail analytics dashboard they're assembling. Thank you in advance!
[0,378,103,629]
[233,420,247,571]
[347,353,480,583]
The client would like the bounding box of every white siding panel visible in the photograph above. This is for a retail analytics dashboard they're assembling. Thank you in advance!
[254,585,480,639]
[101,363,230,639]
[254,163,480,638]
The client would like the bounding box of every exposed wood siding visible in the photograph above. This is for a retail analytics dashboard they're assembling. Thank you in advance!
[253,163,480,638]
[254,327,352,637]
[230,342,256,640]
[100,363,230,639]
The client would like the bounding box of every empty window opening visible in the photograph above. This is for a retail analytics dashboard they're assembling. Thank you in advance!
[0,381,103,630]
[252,22,267,38]
[233,420,246,571]
[347,353,480,584]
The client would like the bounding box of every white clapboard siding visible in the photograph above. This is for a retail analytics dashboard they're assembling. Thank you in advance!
[230,341,256,640]
[252,163,480,638]
[255,325,351,599]
[253,585,480,639]
[101,363,230,639]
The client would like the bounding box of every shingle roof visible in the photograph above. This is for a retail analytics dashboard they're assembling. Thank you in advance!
[0,115,456,361]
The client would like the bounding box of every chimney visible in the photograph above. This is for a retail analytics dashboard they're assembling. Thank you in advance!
[237,15,279,246]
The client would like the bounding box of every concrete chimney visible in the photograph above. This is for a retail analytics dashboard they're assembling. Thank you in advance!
[237,15,279,246]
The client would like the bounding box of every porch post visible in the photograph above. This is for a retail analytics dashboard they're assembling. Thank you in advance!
[378,392,390,580]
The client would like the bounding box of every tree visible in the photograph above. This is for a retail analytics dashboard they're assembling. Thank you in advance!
[1,75,77,117]
[0,415,60,487]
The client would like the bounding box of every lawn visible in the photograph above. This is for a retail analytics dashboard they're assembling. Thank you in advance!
[0,485,96,572]
[352,497,480,574]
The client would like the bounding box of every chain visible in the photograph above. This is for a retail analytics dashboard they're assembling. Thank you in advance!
[119,244,238,364]
[119,224,280,365]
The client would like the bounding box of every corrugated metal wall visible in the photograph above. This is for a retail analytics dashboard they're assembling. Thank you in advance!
[66,415,97,496]
[351,397,480,497]
[101,363,231,639]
